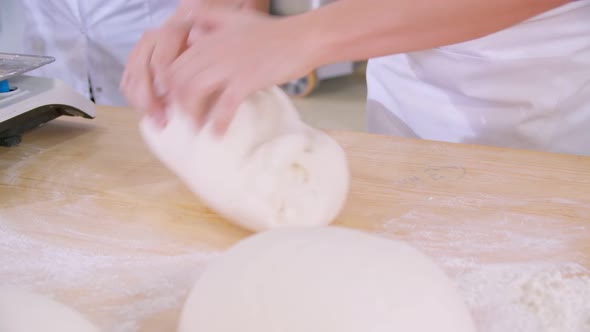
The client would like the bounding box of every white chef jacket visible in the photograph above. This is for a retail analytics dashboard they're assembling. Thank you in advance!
[366,1,590,156]
[21,0,178,106]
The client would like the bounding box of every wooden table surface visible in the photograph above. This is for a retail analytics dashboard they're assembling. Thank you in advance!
[1,106,589,331]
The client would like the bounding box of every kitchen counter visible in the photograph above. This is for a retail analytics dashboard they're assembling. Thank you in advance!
[1,106,589,331]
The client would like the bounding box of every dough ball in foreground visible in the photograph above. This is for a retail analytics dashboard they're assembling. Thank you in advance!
[177,226,476,332]
[0,287,100,332]
[140,86,349,232]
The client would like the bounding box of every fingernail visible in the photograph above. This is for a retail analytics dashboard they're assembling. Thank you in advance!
[195,116,204,130]
[196,109,211,132]
[152,110,168,129]
[212,119,228,138]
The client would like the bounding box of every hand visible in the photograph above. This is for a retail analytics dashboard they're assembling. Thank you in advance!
[120,0,251,127]
[156,8,320,135]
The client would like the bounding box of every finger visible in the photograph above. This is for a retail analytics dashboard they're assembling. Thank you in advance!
[121,32,153,89]
[120,41,144,97]
[162,44,210,93]
[211,84,247,136]
[161,10,232,89]
[139,76,166,115]
[150,106,169,128]
[119,68,130,96]
[171,69,226,129]
[149,24,191,94]
[128,32,167,116]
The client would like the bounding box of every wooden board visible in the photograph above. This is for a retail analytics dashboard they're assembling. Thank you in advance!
[1,106,589,331]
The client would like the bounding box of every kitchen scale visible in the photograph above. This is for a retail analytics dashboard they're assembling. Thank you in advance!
[0,53,95,147]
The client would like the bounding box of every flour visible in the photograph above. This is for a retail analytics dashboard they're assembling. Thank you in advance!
[1,192,589,331]
[378,202,590,332]
[458,263,590,332]
[519,267,590,331]
[0,214,218,332]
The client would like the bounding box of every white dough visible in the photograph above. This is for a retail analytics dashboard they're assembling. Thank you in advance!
[177,226,477,332]
[0,287,100,332]
[140,86,350,232]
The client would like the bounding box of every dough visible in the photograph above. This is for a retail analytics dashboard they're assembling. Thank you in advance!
[0,287,100,332]
[140,86,349,232]
[177,226,477,332]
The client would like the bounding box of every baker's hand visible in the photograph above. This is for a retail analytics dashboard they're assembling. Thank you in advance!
[156,8,319,135]
[120,0,251,127]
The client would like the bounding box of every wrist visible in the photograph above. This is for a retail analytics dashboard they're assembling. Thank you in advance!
[281,12,335,70]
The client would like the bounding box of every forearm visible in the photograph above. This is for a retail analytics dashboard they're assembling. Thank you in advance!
[292,0,569,67]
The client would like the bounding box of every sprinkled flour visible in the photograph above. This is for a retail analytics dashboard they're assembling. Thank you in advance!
[457,263,590,332]
[378,201,590,332]
[453,264,590,332]
[0,214,218,332]
[1,193,589,331]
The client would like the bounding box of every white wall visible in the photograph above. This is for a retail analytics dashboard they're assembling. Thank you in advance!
[0,0,25,53]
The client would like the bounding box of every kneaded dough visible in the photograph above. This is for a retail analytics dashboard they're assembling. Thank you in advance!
[177,226,477,332]
[140,86,349,232]
[0,287,100,332]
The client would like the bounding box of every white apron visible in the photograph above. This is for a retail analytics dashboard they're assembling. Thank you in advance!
[366,1,590,156]
[20,0,178,106]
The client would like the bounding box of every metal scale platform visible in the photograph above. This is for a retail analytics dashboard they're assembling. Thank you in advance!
[0,53,95,147]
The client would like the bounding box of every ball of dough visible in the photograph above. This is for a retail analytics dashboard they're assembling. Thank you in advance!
[177,227,476,332]
[0,287,100,332]
[140,86,349,232]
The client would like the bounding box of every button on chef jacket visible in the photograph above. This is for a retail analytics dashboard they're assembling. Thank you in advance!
[366,1,590,156]
[21,0,179,106]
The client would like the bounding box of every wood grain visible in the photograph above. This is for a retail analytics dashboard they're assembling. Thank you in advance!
[1,106,589,331]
